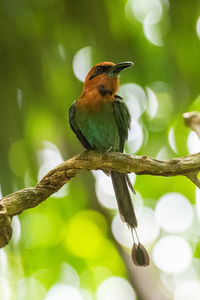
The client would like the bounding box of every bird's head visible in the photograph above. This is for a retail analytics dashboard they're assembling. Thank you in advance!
[86,61,133,81]
[81,61,133,98]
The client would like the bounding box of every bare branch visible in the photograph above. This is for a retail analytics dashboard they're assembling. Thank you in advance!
[186,172,200,188]
[183,111,200,138]
[182,111,200,186]
[0,151,200,249]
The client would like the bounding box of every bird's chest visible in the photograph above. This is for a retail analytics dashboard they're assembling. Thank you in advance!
[76,103,119,151]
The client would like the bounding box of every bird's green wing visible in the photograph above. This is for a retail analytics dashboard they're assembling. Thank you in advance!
[112,96,131,152]
[69,101,92,150]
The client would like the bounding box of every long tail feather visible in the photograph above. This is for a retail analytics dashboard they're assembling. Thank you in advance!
[111,171,137,228]
[125,174,136,194]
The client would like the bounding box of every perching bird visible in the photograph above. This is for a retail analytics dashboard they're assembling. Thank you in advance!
[69,61,149,266]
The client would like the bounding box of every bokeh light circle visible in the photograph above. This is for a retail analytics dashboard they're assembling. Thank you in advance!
[160,266,198,294]
[93,170,117,209]
[130,0,162,23]
[143,13,163,46]
[136,206,160,245]
[168,127,178,153]
[187,131,200,154]
[11,216,21,245]
[37,141,64,181]
[155,193,193,233]
[59,263,80,287]
[112,206,159,248]
[0,250,8,274]
[96,276,135,300]
[156,146,171,160]
[152,235,192,274]
[196,16,200,39]
[0,276,11,300]
[119,83,147,121]
[65,210,107,258]
[58,44,66,61]
[174,281,200,300]
[146,87,158,119]
[44,284,84,300]
[22,212,63,248]
[112,213,132,248]
[17,277,46,300]
[196,187,200,222]
[72,46,92,82]
[127,119,144,153]
[94,171,136,210]
[37,141,68,198]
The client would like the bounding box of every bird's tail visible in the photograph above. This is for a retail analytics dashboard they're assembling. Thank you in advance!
[111,171,137,228]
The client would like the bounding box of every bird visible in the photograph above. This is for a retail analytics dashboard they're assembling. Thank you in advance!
[69,61,150,266]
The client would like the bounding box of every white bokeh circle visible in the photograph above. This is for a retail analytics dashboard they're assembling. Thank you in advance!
[96,276,135,300]
[174,280,200,300]
[119,83,147,121]
[112,213,132,248]
[93,170,117,209]
[94,171,136,210]
[136,206,160,245]
[160,266,197,294]
[196,187,200,222]
[196,16,200,39]
[152,235,192,274]
[187,131,200,154]
[146,87,158,119]
[112,206,159,248]
[72,46,92,82]
[0,276,11,300]
[44,284,84,300]
[168,127,178,153]
[127,119,144,153]
[155,193,193,233]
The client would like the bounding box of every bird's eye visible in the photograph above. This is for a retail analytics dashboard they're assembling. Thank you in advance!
[96,66,103,72]
[89,65,108,80]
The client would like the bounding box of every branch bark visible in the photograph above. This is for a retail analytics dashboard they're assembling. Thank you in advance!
[183,111,200,138]
[0,151,200,249]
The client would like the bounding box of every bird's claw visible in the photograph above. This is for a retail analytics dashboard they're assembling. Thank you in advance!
[106,146,113,153]
[102,146,113,159]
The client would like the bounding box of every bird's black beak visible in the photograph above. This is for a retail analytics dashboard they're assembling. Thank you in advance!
[107,61,134,76]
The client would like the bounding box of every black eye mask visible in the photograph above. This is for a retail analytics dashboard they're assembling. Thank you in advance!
[89,65,112,80]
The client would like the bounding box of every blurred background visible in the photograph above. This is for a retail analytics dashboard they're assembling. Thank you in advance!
[0,0,200,299]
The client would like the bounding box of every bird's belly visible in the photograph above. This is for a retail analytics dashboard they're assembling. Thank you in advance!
[76,105,120,151]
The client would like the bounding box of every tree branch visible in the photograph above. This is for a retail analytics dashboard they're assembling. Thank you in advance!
[0,151,200,248]
[182,111,200,185]
[0,112,199,249]
[183,111,200,138]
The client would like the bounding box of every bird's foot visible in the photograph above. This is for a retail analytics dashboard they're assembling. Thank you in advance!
[102,146,113,160]
[105,146,113,153]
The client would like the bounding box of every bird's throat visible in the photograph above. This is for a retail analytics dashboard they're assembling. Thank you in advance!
[77,89,113,111]
[78,74,119,110]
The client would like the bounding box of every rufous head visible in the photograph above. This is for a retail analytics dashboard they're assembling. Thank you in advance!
[82,61,133,96]
[85,61,133,80]
[78,61,133,109]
